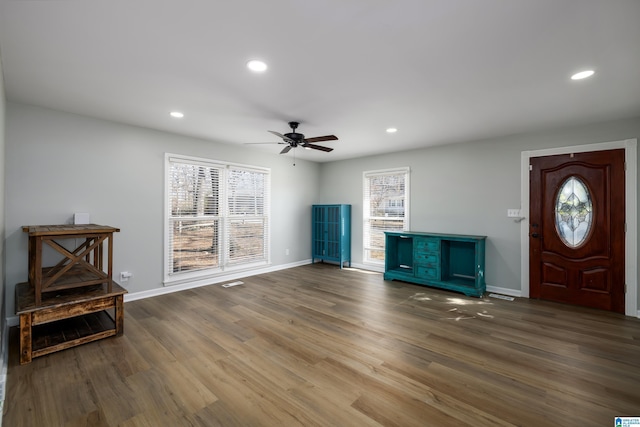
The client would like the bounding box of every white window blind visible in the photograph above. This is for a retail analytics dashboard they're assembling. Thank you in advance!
[226,167,269,265]
[165,154,270,283]
[363,168,410,264]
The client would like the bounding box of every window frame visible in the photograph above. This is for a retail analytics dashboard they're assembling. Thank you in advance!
[363,167,410,266]
[164,153,271,286]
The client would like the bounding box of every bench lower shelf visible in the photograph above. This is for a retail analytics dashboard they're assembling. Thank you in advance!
[31,311,118,359]
[16,281,127,364]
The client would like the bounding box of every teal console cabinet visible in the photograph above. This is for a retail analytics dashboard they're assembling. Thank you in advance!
[312,204,351,268]
[384,231,486,297]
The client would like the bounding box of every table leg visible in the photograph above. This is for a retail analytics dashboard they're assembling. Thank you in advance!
[28,237,34,285]
[19,313,33,365]
[34,238,42,306]
[107,233,113,293]
[115,294,124,336]
[97,238,103,271]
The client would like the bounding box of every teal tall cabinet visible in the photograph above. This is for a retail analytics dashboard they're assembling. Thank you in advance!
[312,204,351,268]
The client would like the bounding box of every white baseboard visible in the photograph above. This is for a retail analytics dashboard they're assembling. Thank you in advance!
[349,262,384,273]
[485,285,523,298]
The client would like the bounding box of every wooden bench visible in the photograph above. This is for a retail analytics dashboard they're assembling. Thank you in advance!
[16,281,127,364]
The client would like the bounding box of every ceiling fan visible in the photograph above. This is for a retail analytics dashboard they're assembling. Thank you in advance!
[249,121,338,154]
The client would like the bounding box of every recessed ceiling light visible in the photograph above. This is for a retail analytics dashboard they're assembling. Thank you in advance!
[170,111,184,118]
[386,127,398,133]
[571,70,595,80]
[247,60,268,73]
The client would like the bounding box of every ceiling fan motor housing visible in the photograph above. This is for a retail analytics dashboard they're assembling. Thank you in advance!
[284,132,305,146]
[285,122,304,146]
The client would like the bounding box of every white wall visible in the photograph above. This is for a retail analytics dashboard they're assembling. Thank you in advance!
[318,116,640,305]
[4,102,320,317]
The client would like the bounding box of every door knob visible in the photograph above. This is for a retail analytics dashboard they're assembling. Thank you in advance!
[531,233,539,238]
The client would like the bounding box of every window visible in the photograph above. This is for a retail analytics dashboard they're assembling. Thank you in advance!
[363,167,410,264]
[165,154,270,284]
[555,175,593,248]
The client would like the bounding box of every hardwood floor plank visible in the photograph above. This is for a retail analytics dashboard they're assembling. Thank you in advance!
[74,345,144,426]
[426,361,570,426]
[195,354,322,426]
[179,355,277,426]
[125,359,218,415]
[5,263,640,426]
[187,399,263,427]
[353,358,518,427]
[64,409,110,427]
[285,383,382,427]
[351,390,460,427]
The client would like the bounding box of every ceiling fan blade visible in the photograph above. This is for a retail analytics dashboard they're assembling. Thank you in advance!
[303,135,338,143]
[268,130,295,144]
[304,143,333,152]
[280,145,292,154]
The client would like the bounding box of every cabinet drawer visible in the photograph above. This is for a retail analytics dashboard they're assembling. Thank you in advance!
[415,238,439,252]
[31,296,116,325]
[416,265,439,280]
[414,252,439,266]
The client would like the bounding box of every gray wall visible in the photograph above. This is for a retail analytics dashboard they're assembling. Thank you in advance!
[317,117,640,303]
[0,48,6,404]
[4,101,640,317]
[0,55,4,314]
[4,102,320,317]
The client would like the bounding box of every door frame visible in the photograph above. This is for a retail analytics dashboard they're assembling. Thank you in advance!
[520,139,637,317]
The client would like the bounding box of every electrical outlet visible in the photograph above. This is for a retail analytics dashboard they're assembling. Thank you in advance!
[120,271,132,282]
[285,249,290,255]
[507,209,521,218]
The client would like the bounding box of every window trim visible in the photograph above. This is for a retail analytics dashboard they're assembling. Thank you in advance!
[363,167,410,265]
[164,153,271,286]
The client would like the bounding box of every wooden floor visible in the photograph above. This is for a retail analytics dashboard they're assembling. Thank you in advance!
[4,263,640,426]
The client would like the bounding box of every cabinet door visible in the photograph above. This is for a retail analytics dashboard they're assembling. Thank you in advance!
[312,206,326,256]
[325,205,342,258]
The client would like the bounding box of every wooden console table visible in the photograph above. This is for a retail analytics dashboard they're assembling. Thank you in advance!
[22,224,120,305]
[16,281,127,364]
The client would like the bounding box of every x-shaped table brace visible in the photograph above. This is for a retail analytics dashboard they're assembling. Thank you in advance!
[42,234,109,288]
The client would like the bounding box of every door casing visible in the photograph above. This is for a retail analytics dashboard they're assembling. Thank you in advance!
[520,139,637,317]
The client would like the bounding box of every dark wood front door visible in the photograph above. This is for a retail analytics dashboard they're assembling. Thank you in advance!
[529,149,625,313]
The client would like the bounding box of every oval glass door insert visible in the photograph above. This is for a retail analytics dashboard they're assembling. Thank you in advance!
[555,176,593,248]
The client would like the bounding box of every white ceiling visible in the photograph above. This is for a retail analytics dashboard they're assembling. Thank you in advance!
[1,0,639,162]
